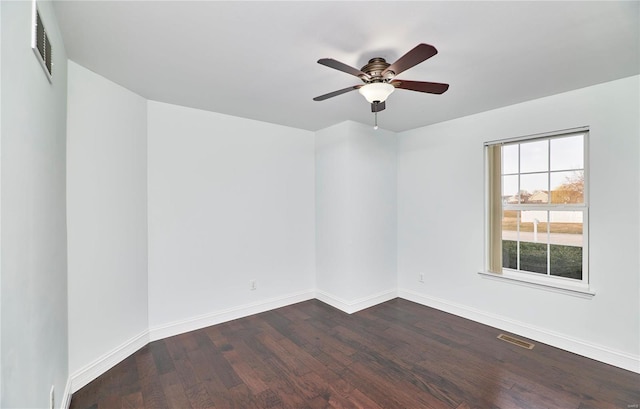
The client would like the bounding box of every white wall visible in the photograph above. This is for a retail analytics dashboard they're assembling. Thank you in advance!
[315,122,351,303]
[1,2,3,402]
[316,121,397,312]
[147,101,315,337]
[397,76,640,371]
[1,1,69,407]
[66,61,148,390]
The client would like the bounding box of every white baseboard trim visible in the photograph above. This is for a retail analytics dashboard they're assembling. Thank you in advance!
[66,287,637,399]
[69,329,150,393]
[67,290,315,397]
[315,289,397,314]
[149,290,316,342]
[62,376,72,409]
[398,288,640,374]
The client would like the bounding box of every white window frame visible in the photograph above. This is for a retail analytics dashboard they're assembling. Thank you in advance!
[481,127,594,297]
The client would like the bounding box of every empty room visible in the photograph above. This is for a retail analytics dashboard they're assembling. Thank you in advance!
[1,1,639,408]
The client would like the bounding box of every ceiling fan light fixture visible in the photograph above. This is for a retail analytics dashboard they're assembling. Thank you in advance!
[358,82,395,103]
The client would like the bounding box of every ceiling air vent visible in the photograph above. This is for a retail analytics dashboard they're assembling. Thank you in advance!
[31,1,52,81]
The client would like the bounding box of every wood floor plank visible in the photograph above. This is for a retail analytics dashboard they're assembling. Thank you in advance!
[160,371,193,409]
[339,364,420,409]
[135,346,159,380]
[341,387,384,409]
[170,351,201,391]
[254,388,285,409]
[193,330,244,389]
[120,391,144,409]
[138,375,170,409]
[223,349,270,395]
[150,341,176,375]
[186,346,224,388]
[97,395,121,409]
[183,382,216,409]
[70,299,640,409]
[217,383,261,409]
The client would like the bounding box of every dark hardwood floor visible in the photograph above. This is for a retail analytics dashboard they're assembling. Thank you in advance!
[70,299,640,409]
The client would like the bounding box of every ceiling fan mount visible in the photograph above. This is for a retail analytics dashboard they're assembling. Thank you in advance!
[313,44,450,128]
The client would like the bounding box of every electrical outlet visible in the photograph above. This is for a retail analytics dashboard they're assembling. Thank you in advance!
[419,273,424,283]
[49,385,55,409]
[250,279,257,290]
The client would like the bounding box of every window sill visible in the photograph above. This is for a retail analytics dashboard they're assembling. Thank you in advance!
[478,270,595,298]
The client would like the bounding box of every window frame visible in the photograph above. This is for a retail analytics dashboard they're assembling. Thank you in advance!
[482,127,593,297]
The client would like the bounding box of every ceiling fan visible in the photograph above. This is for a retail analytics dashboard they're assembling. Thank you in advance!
[313,43,449,128]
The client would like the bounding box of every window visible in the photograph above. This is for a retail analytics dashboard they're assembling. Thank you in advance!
[485,128,590,294]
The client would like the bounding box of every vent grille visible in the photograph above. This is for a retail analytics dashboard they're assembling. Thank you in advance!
[32,3,52,80]
[497,333,535,349]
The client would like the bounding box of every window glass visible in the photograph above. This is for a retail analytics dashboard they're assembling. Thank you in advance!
[519,241,548,274]
[549,211,583,279]
[502,175,519,203]
[501,210,519,270]
[520,173,548,203]
[520,140,548,173]
[550,171,584,204]
[551,134,583,171]
[502,144,519,174]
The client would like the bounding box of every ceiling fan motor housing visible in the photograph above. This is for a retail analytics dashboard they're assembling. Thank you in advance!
[360,58,394,82]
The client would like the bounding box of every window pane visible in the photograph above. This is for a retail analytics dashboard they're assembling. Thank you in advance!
[502,210,519,269]
[503,175,518,204]
[502,240,517,270]
[551,134,583,171]
[519,210,548,274]
[520,210,548,243]
[519,242,548,274]
[550,245,582,279]
[520,139,548,173]
[502,210,518,237]
[502,144,519,174]
[548,210,582,239]
[549,210,583,279]
[550,171,584,204]
[520,173,548,204]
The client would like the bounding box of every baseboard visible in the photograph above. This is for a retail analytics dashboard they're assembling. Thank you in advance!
[149,290,316,342]
[66,286,637,399]
[398,288,640,374]
[315,289,397,314]
[69,329,150,393]
[67,290,315,397]
[62,376,72,409]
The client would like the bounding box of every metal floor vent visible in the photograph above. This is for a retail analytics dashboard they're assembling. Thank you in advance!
[497,333,535,349]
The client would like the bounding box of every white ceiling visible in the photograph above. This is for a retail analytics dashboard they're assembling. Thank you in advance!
[53,1,639,132]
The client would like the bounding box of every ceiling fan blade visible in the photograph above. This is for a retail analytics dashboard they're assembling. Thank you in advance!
[383,44,438,77]
[391,79,449,94]
[313,85,361,101]
[371,101,386,112]
[318,58,370,79]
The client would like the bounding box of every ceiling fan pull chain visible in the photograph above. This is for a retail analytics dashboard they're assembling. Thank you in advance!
[374,111,379,130]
